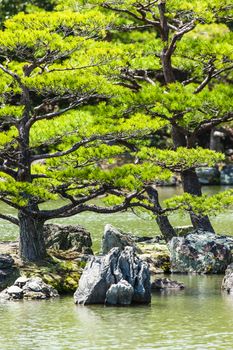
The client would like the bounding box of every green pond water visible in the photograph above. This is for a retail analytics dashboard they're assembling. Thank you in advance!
[0,275,233,350]
[0,186,233,349]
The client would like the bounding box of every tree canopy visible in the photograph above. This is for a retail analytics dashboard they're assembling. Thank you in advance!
[0,1,233,261]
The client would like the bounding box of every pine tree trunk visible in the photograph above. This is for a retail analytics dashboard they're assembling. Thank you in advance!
[18,210,46,262]
[146,186,176,242]
[181,169,215,232]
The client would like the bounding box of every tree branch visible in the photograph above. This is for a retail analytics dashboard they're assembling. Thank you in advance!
[0,213,19,226]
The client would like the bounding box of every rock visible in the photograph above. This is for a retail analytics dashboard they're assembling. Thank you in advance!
[220,165,233,185]
[151,277,185,290]
[222,263,233,293]
[137,242,171,274]
[14,276,29,288]
[169,231,233,274]
[74,246,151,305]
[0,277,59,300]
[0,254,14,269]
[101,224,137,254]
[0,254,20,291]
[44,224,93,254]
[22,277,59,298]
[105,280,134,305]
[196,167,220,185]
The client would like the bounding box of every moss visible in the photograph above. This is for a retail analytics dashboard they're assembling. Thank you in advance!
[137,242,171,274]
[19,250,86,294]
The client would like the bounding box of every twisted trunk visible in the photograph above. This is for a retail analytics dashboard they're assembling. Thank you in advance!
[18,210,46,261]
[146,186,175,242]
[158,3,215,233]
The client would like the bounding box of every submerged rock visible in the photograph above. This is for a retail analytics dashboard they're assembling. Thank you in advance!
[169,231,233,274]
[222,263,233,293]
[0,277,59,300]
[74,246,151,305]
[151,277,185,290]
[44,224,93,254]
[101,224,136,254]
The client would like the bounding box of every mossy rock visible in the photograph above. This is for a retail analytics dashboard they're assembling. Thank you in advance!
[137,243,171,274]
[20,250,86,293]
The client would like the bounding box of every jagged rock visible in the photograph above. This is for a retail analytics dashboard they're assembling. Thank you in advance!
[105,280,134,305]
[137,242,171,274]
[169,231,233,274]
[44,224,93,254]
[101,224,137,254]
[222,263,233,293]
[151,277,185,290]
[74,246,151,305]
[0,277,59,300]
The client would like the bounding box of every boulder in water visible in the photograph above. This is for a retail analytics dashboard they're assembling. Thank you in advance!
[74,246,151,305]
[169,231,233,274]
[222,263,233,293]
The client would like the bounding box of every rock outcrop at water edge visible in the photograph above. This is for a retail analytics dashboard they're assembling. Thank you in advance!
[169,231,233,274]
[0,276,59,300]
[222,263,233,293]
[74,246,151,305]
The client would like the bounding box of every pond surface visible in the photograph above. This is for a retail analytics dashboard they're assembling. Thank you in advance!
[1,275,233,349]
[0,186,232,250]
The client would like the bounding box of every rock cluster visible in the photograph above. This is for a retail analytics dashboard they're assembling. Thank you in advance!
[151,277,185,290]
[196,165,233,185]
[222,263,233,293]
[169,231,233,274]
[74,246,151,305]
[0,254,19,291]
[44,224,93,254]
[0,276,59,300]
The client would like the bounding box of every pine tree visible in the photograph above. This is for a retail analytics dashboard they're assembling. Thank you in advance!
[0,10,177,260]
[79,0,233,231]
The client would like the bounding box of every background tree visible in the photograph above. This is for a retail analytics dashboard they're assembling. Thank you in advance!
[77,0,233,232]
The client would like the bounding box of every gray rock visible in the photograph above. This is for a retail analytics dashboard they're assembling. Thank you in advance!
[105,280,134,305]
[0,254,20,292]
[0,254,14,269]
[14,276,29,288]
[222,263,233,293]
[101,224,137,254]
[23,277,59,298]
[44,224,93,254]
[74,246,151,305]
[196,167,220,185]
[0,277,59,300]
[151,278,185,290]
[220,165,233,185]
[169,231,233,274]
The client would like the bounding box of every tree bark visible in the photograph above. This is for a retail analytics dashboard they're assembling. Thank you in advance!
[146,186,176,242]
[18,210,46,261]
[181,169,215,232]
